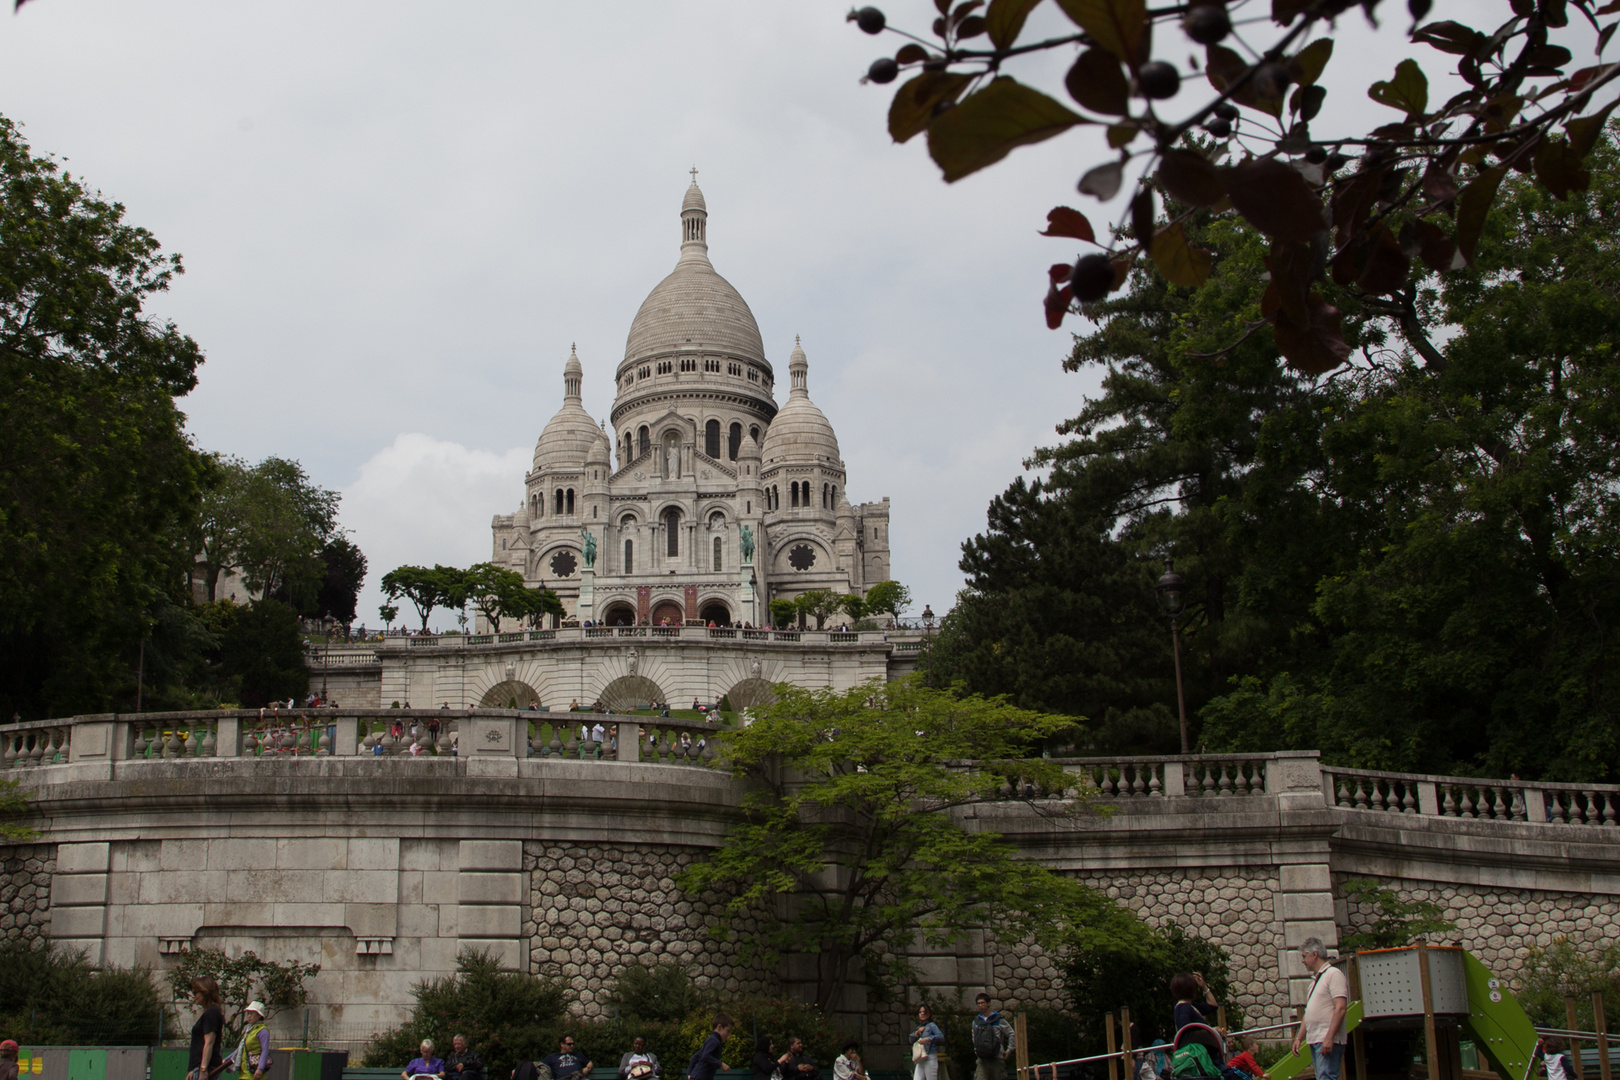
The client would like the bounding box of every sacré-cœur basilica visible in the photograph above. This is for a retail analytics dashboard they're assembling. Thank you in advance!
[487,177,892,630]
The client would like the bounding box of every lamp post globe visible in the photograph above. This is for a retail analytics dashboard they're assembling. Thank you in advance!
[1156,564,1187,617]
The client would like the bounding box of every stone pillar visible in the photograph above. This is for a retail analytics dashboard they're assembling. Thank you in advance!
[458,840,525,970]
[578,566,595,623]
[1279,863,1339,1016]
[50,842,110,965]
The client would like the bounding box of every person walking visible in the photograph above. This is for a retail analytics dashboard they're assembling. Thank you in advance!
[910,1004,945,1080]
[184,977,225,1080]
[223,1001,272,1080]
[970,994,1014,1080]
[1291,937,1349,1080]
[688,1013,733,1080]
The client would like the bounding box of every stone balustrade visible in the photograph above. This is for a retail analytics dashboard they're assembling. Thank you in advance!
[0,709,725,770]
[307,625,915,663]
[1323,763,1620,826]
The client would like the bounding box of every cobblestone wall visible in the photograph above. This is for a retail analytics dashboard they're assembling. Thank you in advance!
[524,841,777,1014]
[0,843,55,942]
[1339,875,1620,986]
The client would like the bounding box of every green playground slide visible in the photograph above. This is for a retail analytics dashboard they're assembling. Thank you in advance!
[1259,951,1540,1080]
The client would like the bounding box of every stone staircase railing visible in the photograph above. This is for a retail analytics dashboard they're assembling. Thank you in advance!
[1323,763,1620,825]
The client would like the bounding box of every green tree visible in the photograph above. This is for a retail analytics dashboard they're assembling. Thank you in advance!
[383,565,456,632]
[165,948,319,1045]
[861,579,912,620]
[313,535,368,628]
[0,940,162,1045]
[0,112,205,721]
[1338,880,1457,952]
[0,778,36,842]
[217,599,309,707]
[1516,938,1620,1030]
[606,959,707,1024]
[793,589,846,630]
[379,603,399,631]
[240,456,340,609]
[189,454,251,603]
[464,563,563,632]
[768,598,798,629]
[1060,917,1232,1049]
[848,0,1617,374]
[363,949,569,1080]
[678,675,1099,1012]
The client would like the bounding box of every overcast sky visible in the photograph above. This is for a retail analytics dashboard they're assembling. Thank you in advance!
[2,0,1504,631]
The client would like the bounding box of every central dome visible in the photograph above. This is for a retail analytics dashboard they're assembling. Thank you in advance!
[622,180,767,367]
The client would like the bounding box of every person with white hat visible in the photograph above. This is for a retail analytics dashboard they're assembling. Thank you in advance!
[223,1002,272,1080]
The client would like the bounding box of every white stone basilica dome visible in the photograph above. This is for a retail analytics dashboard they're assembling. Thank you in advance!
[760,337,840,467]
[533,345,601,472]
[622,180,767,367]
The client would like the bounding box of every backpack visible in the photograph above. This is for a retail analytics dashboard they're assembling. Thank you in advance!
[1171,1044,1218,1080]
[972,1017,1003,1061]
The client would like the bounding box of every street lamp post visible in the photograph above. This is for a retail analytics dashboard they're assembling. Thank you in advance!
[1155,560,1191,755]
[921,604,935,637]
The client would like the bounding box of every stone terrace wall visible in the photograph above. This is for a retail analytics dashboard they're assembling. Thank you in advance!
[1338,874,1620,988]
[525,841,776,1014]
[0,843,54,943]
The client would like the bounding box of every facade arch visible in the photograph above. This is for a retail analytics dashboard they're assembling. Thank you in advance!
[478,680,542,709]
[728,422,742,460]
[663,507,681,557]
[638,426,651,457]
[598,674,664,711]
[650,597,684,626]
[771,535,832,575]
[600,600,636,626]
[724,678,777,710]
[699,599,730,625]
[705,419,721,458]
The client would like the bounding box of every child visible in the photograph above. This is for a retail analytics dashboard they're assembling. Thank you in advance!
[1542,1036,1575,1080]
[1227,1036,1265,1078]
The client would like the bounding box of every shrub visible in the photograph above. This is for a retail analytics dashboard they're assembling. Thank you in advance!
[1064,920,1238,1050]
[1516,937,1620,1029]
[608,960,709,1024]
[0,939,162,1044]
[1339,880,1456,952]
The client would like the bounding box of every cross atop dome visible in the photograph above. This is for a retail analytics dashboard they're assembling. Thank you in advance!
[690,165,698,182]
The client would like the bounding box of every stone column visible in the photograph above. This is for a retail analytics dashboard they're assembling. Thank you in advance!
[578,566,595,623]
[458,840,525,971]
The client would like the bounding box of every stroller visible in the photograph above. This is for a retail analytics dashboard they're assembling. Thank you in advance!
[1169,1024,1228,1080]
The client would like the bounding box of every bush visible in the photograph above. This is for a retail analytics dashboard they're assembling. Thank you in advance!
[608,960,709,1025]
[1516,937,1620,1029]
[1339,879,1456,952]
[924,1003,1079,1073]
[1064,919,1238,1051]
[362,950,570,1080]
[0,939,162,1044]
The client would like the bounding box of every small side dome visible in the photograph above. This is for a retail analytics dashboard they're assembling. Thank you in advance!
[760,336,841,468]
[533,344,601,472]
[586,420,612,465]
[682,177,707,213]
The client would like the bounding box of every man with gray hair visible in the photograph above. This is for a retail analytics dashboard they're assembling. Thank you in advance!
[1291,938,1349,1080]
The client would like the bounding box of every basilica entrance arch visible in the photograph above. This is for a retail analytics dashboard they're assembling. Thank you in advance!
[478,680,542,709]
[598,675,664,711]
[602,602,636,626]
[651,600,684,626]
[699,601,730,625]
[724,678,776,711]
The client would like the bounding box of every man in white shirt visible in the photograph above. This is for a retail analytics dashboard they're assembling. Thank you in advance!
[1291,936,1349,1080]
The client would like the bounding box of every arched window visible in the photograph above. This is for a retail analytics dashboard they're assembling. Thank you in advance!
[728,423,742,460]
[713,536,723,571]
[705,419,721,458]
[566,489,575,515]
[664,508,681,557]
[638,426,651,457]
[750,425,760,443]
[624,539,634,574]
[554,489,563,514]
[624,433,633,462]
[832,486,838,506]
[790,483,798,509]
[822,483,829,509]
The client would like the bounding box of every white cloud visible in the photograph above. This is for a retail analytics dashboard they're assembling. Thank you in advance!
[343,434,527,631]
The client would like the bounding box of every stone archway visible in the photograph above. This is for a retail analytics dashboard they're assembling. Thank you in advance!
[598,675,665,711]
[602,602,636,626]
[478,680,542,708]
[724,678,777,711]
[699,601,730,625]
[651,600,684,626]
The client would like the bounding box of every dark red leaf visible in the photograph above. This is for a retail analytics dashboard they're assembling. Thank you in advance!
[1040,207,1098,242]
[1415,219,1457,272]
[1157,148,1227,206]
[986,0,1045,49]
[1455,165,1506,265]
[1065,48,1131,115]
[1272,292,1351,375]
[1130,188,1155,244]
[1356,225,1410,296]
[1533,135,1590,199]
[1412,20,1486,56]
[1049,262,1076,284]
[1044,283,1073,328]
[888,73,973,143]
[897,44,930,64]
[1420,163,1458,206]
[1224,158,1328,241]
[1265,240,1313,326]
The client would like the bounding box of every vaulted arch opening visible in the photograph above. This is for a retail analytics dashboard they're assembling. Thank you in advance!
[705,419,721,458]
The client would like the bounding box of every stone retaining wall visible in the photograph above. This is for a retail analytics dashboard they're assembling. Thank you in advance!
[0,843,54,942]
[525,841,777,1013]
